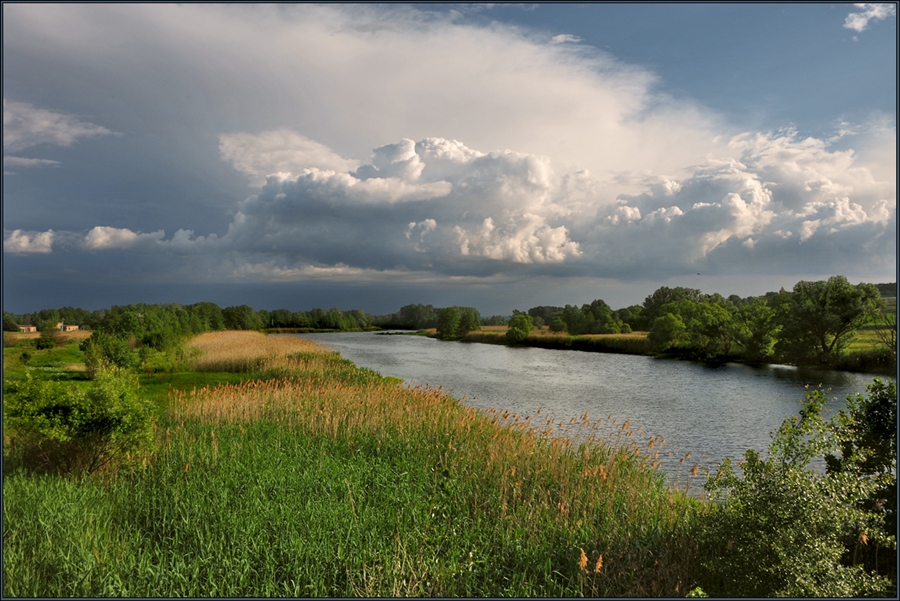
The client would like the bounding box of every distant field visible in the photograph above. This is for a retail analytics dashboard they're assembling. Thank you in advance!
[5,331,92,342]
[473,325,647,339]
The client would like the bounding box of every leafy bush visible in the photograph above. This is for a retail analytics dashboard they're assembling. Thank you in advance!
[698,388,895,597]
[3,368,155,475]
[80,331,136,377]
[35,329,60,350]
[505,314,533,344]
[827,379,897,578]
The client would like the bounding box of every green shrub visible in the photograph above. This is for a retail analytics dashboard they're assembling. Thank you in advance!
[698,388,895,597]
[35,330,59,350]
[505,314,533,344]
[80,331,136,377]
[3,368,155,475]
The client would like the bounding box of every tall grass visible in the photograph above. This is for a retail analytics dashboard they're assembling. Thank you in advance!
[5,331,703,597]
[462,329,654,355]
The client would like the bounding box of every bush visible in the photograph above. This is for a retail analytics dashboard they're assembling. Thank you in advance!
[81,331,136,377]
[698,388,895,597]
[35,329,60,350]
[505,314,533,344]
[3,368,155,475]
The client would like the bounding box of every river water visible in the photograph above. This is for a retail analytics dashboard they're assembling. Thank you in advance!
[290,332,889,486]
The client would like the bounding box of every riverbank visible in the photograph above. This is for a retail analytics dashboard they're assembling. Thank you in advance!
[420,326,896,376]
[3,331,705,597]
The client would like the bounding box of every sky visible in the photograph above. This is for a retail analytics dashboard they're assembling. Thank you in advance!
[2,3,897,316]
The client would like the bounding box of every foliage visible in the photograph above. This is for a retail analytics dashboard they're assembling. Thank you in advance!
[505,313,533,344]
[434,306,481,340]
[81,331,137,377]
[642,286,703,325]
[826,379,897,573]
[647,313,685,352]
[3,368,155,475]
[436,306,460,340]
[735,297,779,361]
[481,314,507,326]
[3,310,20,332]
[699,387,895,597]
[873,303,897,358]
[35,329,61,350]
[548,316,566,333]
[222,304,265,331]
[527,305,562,326]
[774,276,881,366]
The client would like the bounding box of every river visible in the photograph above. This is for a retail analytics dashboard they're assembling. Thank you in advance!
[290,332,890,486]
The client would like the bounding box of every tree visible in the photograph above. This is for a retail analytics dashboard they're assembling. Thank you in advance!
[4,311,21,332]
[642,286,703,325]
[548,316,566,333]
[775,276,881,365]
[673,298,739,358]
[455,307,481,338]
[527,306,563,325]
[560,304,589,335]
[222,305,264,330]
[582,299,622,334]
[482,315,508,326]
[648,312,685,352]
[736,298,779,361]
[873,302,897,360]
[506,313,533,344]
[615,305,646,331]
[436,307,461,340]
[188,302,225,331]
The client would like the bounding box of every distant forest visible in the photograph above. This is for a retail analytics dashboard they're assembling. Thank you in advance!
[4,277,896,371]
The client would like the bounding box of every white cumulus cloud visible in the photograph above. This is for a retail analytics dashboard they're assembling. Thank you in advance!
[3,229,54,254]
[844,3,896,33]
[83,226,165,250]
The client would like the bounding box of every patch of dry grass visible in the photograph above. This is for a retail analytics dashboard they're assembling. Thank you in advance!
[186,331,327,372]
[6,331,92,342]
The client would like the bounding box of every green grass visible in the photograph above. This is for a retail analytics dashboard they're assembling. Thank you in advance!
[3,332,704,597]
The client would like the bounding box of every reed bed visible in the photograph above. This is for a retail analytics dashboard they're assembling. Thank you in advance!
[4,329,704,597]
[186,330,328,372]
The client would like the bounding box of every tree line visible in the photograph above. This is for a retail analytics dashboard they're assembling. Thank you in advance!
[513,276,895,370]
[5,275,895,370]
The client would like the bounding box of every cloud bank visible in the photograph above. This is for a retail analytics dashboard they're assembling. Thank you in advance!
[2,3,895,309]
[7,129,893,285]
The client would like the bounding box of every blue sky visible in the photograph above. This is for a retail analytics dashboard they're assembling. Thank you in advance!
[3,3,896,315]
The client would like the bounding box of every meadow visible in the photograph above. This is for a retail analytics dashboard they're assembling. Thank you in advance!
[3,331,707,597]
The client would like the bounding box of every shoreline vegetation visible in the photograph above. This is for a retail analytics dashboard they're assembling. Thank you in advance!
[423,325,898,376]
[3,330,896,597]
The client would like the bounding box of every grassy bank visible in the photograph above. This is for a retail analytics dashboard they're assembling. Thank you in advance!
[446,326,895,374]
[4,331,705,597]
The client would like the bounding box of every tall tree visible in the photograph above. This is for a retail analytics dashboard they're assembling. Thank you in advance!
[774,276,881,365]
[642,286,703,325]
[436,307,461,340]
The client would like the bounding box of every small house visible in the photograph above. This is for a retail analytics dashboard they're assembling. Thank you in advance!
[18,325,37,333]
